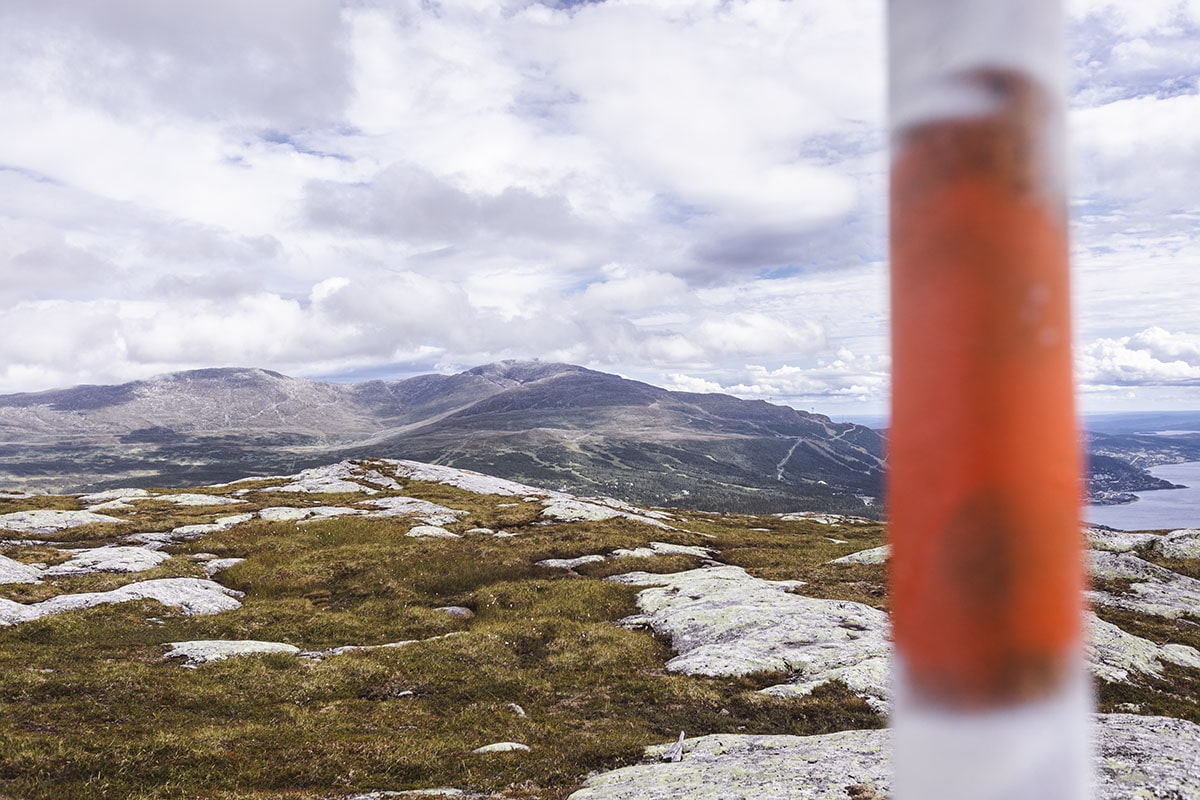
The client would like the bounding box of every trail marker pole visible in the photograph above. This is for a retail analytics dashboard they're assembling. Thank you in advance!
[887,1,1091,797]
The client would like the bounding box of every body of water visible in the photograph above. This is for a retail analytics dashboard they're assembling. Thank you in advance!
[1085,461,1200,531]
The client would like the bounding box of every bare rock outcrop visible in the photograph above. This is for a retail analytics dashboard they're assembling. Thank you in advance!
[569,714,1200,800]
[0,509,124,534]
[0,578,243,625]
[1088,550,1200,619]
[610,566,891,709]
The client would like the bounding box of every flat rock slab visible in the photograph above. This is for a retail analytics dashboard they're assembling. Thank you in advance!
[611,542,713,560]
[830,545,890,565]
[258,506,361,522]
[0,578,243,625]
[472,742,530,754]
[141,493,247,506]
[406,525,460,538]
[0,554,43,584]
[539,542,712,572]
[571,729,888,800]
[388,459,551,497]
[776,512,872,525]
[79,488,152,505]
[345,790,467,799]
[1086,528,1162,553]
[0,509,125,534]
[44,546,172,577]
[1088,611,1200,683]
[569,714,1200,800]
[1088,551,1200,619]
[267,463,379,494]
[1154,529,1200,559]
[1093,714,1200,797]
[538,554,608,570]
[202,558,245,577]
[362,496,465,526]
[129,514,256,548]
[165,640,301,666]
[611,566,890,708]
[543,499,672,529]
[168,513,256,538]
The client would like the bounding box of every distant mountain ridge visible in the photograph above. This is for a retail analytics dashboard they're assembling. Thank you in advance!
[0,362,884,514]
[2,362,1190,513]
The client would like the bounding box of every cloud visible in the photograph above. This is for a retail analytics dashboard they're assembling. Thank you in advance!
[694,314,825,357]
[1079,327,1200,387]
[579,268,691,312]
[665,348,890,405]
[303,163,586,246]
[0,0,1196,418]
[0,0,352,126]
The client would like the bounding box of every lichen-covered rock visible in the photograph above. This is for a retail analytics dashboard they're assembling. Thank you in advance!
[570,730,889,800]
[362,496,465,526]
[130,513,256,547]
[174,512,256,536]
[0,509,125,534]
[1086,527,1161,553]
[542,500,624,523]
[0,554,43,584]
[1088,551,1200,619]
[1154,529,1200,559]
[472,742,530,754]
[388,459,551,497]
[1088,611,1200,682]
[830,545,890,565]
[346,789,466,798]
[0,578,243,625]
[43,546,171,577]
[610,566,890,707]
[258,506,361,522]
[538,554,608,570]
[1094,714,1200,798]
[79,488,152,505]
[776,512,872,525]
[611,542,713,559]
[569,715,1200,800]
[541,542,712,571]
[144,493,247,506]
[542,499,672,528]
[405,525,460,538]
[202,558,245,577]
[268,463,379,494]
[164,639,301,666]
[760,657,891,712]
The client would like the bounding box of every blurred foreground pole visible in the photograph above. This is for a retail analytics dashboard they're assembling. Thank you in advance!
[888,1,1091,798]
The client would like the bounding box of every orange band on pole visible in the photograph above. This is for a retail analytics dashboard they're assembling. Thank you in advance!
[889,69,1084,708]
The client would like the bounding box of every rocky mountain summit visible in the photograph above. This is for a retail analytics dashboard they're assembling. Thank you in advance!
[1,458,1197,798]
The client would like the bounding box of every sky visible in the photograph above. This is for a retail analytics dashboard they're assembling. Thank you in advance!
[1,0,1199,417]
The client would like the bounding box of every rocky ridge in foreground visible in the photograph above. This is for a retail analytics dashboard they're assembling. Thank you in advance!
[1,458,1197,799]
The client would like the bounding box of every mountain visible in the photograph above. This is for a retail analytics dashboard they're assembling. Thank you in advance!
[3,361,1187,513]
[0,362,884,514]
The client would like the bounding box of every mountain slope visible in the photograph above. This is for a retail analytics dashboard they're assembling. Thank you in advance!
[0,362,884,513]
[352,365,882,512]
